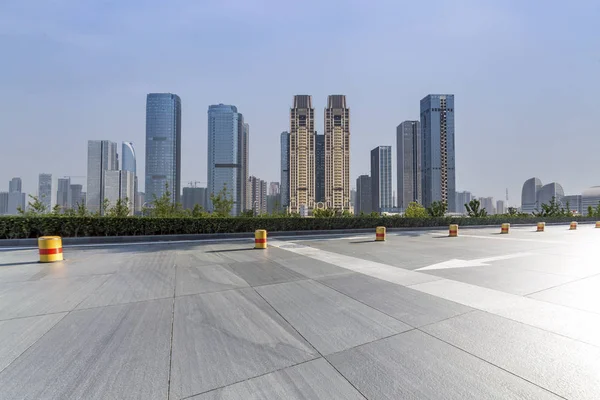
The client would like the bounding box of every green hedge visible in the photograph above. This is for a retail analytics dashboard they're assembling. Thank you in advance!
[0,215,596,239]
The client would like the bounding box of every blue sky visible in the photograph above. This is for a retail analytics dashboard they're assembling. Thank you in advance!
[1,0,599,206]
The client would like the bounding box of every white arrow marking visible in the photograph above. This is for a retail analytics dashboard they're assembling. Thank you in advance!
[416,252,533,271]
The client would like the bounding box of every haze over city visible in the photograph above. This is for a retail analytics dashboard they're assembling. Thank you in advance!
[1,0,599,204]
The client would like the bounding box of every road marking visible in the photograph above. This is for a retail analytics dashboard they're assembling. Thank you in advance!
[415,252,533,271]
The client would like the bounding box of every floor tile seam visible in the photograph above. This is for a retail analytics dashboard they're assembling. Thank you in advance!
[250,286,370,400]
[415,327,569,400]
[166,263,177,400]
[75,295,175,312]
[524,270,600,297]
[0,312,68,376]
[0,272,115,286]
[176,356,322,400]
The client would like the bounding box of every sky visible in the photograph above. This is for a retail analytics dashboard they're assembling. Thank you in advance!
[1,0,599,207]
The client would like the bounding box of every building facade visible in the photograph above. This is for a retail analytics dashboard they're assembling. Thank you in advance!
[87,140,118,214]
[371,146,392,212]
[537,183,565,208]
[145,93,182,204]
[280,132,290,209]
[269,182,280,196]
[182,187,207,210]
[396,121,421,210]
[581,187,600,214]
[496,200,506,215]
[38,173,52,211]
[207,104,246,216]
[315,134,325,204]
[0,192,8,215]
[7,192,25,215]
[455,191,473,214]
[103,170,135,215]
[563,194,582,215]
[70,184,84,209]
[479,197,495,215]
[289,95,316,215]
[9,177,22,193]
[121,141,139,212]
[355,175,372,215]
[57,178,71,211]
[521,177,543,214]
[248,176,267,215]
[324,95,351,211]
[421,94,456,211]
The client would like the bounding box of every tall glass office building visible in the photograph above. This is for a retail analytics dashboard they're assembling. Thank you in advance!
[87,140,118,214]
[145,93,181,204]
[207,104,247,215]
[122,142,136,175]
[370,146,392,212]
[421,94,456,211]
[38,173,52,211]
[396,121,421,210]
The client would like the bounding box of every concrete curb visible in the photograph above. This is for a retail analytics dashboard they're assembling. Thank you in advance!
[0,221,595,249]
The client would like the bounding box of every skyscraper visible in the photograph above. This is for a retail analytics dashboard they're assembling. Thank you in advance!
[269,182,280,196]
[38,173,52,211]
[280,131,290,209]
[122,141,139,212]
[289,95,316,215]
[421,94,456,211]
[355,175,372,215]
[207,104,246,215]
[248,176,267,215]
[87,140,118,214]
[241,122,249,211]
[371,146,392,212]
[145,93,182,204]
[7,192,25,215]
[521,177,542,214]
[0,192,8,215]
[103,170,135,214]
[70,184,84,209]
[324,95,351,211]
[9,177,21,193]
[315,133,325,203]
[57,178,71,210]
[396,121,421,210]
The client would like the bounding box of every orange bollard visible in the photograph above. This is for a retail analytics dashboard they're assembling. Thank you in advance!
[375,226,386,241]
[537,222,545,232]
[254,229,267,249]
[449,224,458,237]
[569,221,577,230]
[596,221,600,229]
[38,236,63,263]
[500,223,510,234]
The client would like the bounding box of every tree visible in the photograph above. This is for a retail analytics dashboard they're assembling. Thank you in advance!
[588,206,595,217]
[404,202,428,218]
[20,195,48,215]
[210,184,234,217]
[426,201,447,217]
[106,198,130,218]
[151,182,184,217]
[465,199,488,217]
[186,204,207,218]
[534,197,563,217]
[313,208,336,218]
[507,207,518,216]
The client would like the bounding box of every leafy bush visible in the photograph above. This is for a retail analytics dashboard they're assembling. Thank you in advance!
[0,215,596,239]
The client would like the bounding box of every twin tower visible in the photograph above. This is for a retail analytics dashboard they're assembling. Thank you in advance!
[286,95,351,215]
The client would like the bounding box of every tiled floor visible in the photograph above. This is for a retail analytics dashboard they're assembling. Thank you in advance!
[0,224,599,399]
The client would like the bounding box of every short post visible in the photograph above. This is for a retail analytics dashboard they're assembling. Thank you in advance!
[537,222,545,232]
[449,224,458,237]
[375,226,386,241]
[38,236,63,263]
[254,229,267,249]
[569,221,578,230]
[596,221,600,229]
[500,223,510,234]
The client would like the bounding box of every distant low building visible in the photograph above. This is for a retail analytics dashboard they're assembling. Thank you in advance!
[581,186,600,214]
[496,200,506,215]
[456,191,473,214]
[478,197,495,215]
[563,195,582,215]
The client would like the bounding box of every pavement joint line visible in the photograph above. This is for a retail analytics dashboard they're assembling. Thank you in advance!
[250,284,371,400]
[166,264,177,400]
[523,270,600,298]
[416,325,569,400]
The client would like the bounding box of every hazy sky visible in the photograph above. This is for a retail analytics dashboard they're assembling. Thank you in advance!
[1,0,599,206]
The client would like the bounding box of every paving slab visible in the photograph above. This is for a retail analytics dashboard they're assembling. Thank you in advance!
[175,261,249,296]
[169,288,318,399]
[0,313,66,371]
[0,275,110,320]
[256,280,410,355]
[271,255,354,279]
[224,260,305,287]
[0,299,173,400]
[529,274,600,314]
[422,310,600,400]
[327,329,559,400]
[189,358,365,400]
[319,273,472,327]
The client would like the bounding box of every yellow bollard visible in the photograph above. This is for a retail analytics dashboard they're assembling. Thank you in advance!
[596,221,600,229]
[500,223,510,234]
[537,222,545,232]
[375,226,386,241]
[38,236,63,263]
[569,221,577,230]
[254,229,267,249]
[449,224,458,237]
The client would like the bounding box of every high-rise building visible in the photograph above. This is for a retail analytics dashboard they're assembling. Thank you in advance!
[496,200,506,215]
[396,121,421,210]
[241,122,249,211]
[478,197,495,215]
[9,177,22,193]
[122,141,138,213]
[280,132,290,208]
[289,95,316,215]
[421,94,456,211]
[145,93,182,205]
[455,190,473,214]
[7,192,25,215]
[371,146,392,212]
[537,183,564,208]
[38,173,52,211]
[521,177,542,214]
[0,192,8,215]
[57,178,71,211]
[324,95,351,211]
[315,133,325,203]
[87,140,118,214]
[355,175,372,215]
[103,170,135,215]
[351,189,357,210]
[269,182,280,196]
[182,187,207,210]
[70,184,84,209]
[207,104,247,216]
[248,176,267,215]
